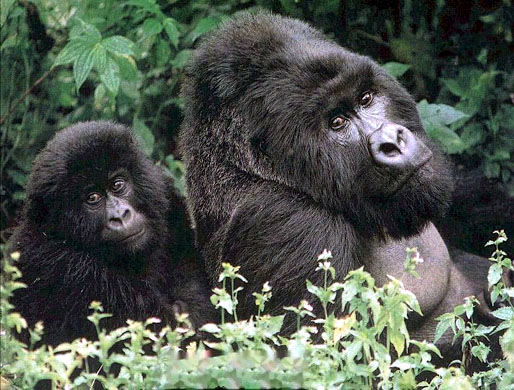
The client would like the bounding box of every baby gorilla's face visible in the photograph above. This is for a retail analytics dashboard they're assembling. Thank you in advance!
[80,168,150,254]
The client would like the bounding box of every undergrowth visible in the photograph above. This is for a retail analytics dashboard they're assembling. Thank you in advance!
[1,231,513,389]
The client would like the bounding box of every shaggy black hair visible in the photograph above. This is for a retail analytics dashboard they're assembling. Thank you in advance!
[10,121,214,346]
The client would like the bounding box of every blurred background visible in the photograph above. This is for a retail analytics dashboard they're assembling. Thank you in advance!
[1,0,513,255]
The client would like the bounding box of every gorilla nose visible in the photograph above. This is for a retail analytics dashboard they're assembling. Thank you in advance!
[369,123,431,170]
[107,207,132,230]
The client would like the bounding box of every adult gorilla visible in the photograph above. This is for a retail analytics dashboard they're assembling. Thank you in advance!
[10,121,215,347]
[180,12,508,357]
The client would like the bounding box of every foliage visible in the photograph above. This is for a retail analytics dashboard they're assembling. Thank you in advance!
[1,232,513,389]
[1,0,513,231]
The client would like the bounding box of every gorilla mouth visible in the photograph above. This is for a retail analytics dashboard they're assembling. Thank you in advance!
[118,228,146,243]
[387,154,433,197]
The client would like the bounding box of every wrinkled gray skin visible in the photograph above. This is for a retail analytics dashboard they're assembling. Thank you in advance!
[180,12,503,363]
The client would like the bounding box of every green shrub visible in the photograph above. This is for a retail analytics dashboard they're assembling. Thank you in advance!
[1,231,513,389]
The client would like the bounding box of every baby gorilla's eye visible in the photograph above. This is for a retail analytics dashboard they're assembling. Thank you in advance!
[111,178,125,193]
[360,91,374,107]
[330,115,347,130]
[86,192,102,205]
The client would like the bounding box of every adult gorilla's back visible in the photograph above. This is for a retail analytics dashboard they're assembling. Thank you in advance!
[180,12,498,353]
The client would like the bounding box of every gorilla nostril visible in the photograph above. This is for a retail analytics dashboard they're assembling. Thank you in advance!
[122,208,131,220]
[379,142,401,157]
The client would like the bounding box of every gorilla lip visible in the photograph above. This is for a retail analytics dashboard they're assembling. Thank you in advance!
[118,228,146,243]
[387,154,433,197]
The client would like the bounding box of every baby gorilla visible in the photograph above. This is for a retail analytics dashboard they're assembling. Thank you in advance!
[9,121,215,346]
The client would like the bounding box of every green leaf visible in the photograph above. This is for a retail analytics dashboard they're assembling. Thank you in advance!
[418,100,469,127]
[488,264,503,287]
[100,56,120,95]
[484,160,501,178]
[425,124,465,154]
[114,55,138,80]
[442,78,467,98]
[102,36,135,56]
[390,328,405,356]
[459,123,483,149]
[155,40,171,67]
[1,0,16,26]
[433,319,451,343]
[163,18,180,49]
[382,62,411,78]
[491,307,514,321]
[71,20,102,43]
[142,18,162,37]
[7,169,28,186]
[190,17,219,42]
[132,118,154,156]
[54,40,94,66]
[73,48,95,92]
[92,44,107,72]
[171,49,192,69]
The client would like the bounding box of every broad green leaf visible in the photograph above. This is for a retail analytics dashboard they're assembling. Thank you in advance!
[171,49,193,69]
[390,329,405,357]
[155,40,171,67]
[491,307,514,321]
[490,149,510,162]
[488,263,503,288]
[92,44,107,72]
[163,18,180,48]
[142,18,162,37]
[73,48,95,92]
[425,124,465,154]
[114,55,138,80]
[442,78,467,98]
[433,319,451,343]
[54,40,94,66]
[190,17,219,42]
[132,118,154,156]
[418,100,469,127]
[459,123,483,149]
[94,83,107,109]
[382,62,411,78]
[100,56,120,95]
[1,0,16,26]
[102,36,135,56]
[70,20,102,43]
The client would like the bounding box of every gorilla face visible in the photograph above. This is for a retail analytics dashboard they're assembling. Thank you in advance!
[227,40,454,239]
[25,122,169,259]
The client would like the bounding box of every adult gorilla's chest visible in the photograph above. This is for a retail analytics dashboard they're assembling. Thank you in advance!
[362,223,474,342]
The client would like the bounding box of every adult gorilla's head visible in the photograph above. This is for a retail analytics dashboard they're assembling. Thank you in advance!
[24,121,169,257]
[183,12,453,239]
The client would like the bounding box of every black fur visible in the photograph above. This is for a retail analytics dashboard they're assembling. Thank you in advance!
[180,11,500,357]
[9,121,215,346]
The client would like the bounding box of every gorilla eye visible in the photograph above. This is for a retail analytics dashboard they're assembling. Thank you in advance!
[111,178,125,193]
[360,91,374,107]
[86,192,102,205]
[330,115,347,130]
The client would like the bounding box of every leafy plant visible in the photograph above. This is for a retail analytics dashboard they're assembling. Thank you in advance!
[2,233,513,389]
